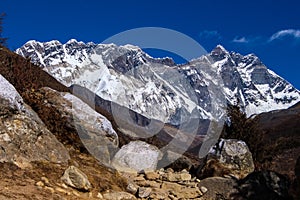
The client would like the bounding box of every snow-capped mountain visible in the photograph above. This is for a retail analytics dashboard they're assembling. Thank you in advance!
[16,39,300,124]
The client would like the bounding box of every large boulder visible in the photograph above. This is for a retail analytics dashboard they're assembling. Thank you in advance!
[199,139,255,179]
[29,87,119,166]
[199,171,291,199]
[112,141,162,172]
[233,171,291,200]
[0,75,70,165]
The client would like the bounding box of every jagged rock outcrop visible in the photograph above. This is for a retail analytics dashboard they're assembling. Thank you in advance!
[0,75,70,166]
[233,171,291,200]
[199,139,255,179]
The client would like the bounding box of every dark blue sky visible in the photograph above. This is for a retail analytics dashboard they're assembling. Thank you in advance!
[1,0,300,89]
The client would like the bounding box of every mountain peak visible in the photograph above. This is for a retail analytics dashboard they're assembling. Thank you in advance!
[210,45,230,61]
[66,39,86,45]
[211,45,230,56]
[66,39,79,44]
[215,44,228,51]
[121,44,142,51]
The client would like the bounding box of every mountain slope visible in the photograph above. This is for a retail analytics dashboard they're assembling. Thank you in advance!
[255,101,300,187]
[16,40,300,123]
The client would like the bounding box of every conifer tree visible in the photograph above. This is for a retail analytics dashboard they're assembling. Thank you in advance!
[0,13,8,46]
[221,104,263,163]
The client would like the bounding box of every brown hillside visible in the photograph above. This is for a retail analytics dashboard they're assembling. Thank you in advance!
[0,46,69,94]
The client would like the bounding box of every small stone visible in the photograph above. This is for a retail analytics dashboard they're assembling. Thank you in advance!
[149,188,168,199]
[135,180,161,188]
[97,194,103,199]
[161,182,182,191]
[121,172,138,180]
[61,166,92,191]
[72,191,81,197]
[145,171,159,180]
[103,191,137,200]
[138,187,152,198]
[97,192,103,199]
[196,179,201,182]
[133,176,145,181]
[41,177,50,185]
[165,172,191,182]
[181,169,189,173]
[89,192,93,198]
[200,186,208,194]
[44,186,55,193]
[126,182,138,194]
[180,173,192,181]
[166,168,174,173]
[176,187,203,199]
[36,181,44,187]
[165,173,178,182]
[61,183,68,189]
[168,194,178,200]
[55,187,71,195]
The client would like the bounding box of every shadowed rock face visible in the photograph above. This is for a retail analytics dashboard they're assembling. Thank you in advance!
[197,177,238,199]
[0,75,70,165]
[256,102,300,180]
[233,171,292,200]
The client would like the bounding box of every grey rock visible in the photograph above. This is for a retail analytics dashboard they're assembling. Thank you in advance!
[112,141,162,172]
[126,182,138,194]
[34,87,119,166]
[103,191,137,200]
[233,171,291,200]
[200,186,208,194]
[61,165,92,191]
[200,139,255,179]
[0,75,70,165]
[138,187,152,198]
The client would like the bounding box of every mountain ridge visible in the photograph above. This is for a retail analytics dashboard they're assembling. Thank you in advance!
[16,39,300,123]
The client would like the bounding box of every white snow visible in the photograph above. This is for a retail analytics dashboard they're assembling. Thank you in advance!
[0,75,24,111]
[63,93,117,138]
[15,40,300,124]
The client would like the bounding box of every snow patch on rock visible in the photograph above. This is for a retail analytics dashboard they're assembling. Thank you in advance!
[0,75,24,111]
